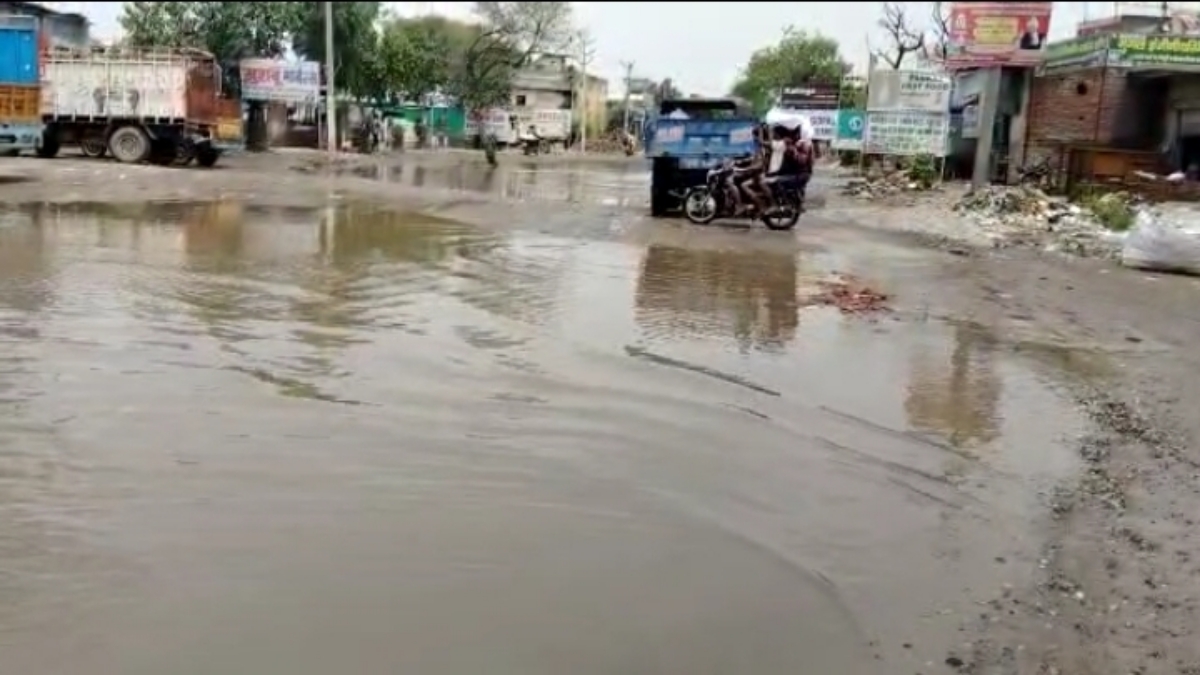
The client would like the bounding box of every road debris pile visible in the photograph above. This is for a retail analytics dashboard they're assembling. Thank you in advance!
[841,170,938,198]
[802,274,891,315]
[952,186,1131,258]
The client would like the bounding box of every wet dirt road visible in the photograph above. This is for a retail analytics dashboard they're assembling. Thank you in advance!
[0,155,1169,674]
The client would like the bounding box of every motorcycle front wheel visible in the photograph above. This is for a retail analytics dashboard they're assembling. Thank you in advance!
[683,187,718,225]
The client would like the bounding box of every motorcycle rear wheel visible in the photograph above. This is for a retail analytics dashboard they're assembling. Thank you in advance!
[683,188,719,225]
[762,192,801,231]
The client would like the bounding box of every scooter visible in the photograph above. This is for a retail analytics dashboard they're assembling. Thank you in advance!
[681,161,804,230]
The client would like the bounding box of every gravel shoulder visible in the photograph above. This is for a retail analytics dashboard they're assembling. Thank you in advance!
[870,224,1200,674]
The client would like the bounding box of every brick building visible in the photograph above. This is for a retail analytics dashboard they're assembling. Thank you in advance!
[1026,21,1200,176]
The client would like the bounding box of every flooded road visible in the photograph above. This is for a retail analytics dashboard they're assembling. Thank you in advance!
[1,199,1089,674]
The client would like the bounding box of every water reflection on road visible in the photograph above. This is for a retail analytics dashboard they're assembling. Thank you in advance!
[350,161,650,208]
[0,200,1088,674]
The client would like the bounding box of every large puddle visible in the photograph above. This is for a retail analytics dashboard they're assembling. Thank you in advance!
[0,200,1096,674]
[343,161,650,208]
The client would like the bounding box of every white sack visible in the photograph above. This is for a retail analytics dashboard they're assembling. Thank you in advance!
[1121,208,1200,276]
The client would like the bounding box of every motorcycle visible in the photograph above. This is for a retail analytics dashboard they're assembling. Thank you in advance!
[681,161,804,230]
[521,133,548,156]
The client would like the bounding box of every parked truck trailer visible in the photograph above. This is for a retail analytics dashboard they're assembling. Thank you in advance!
[37,47,243,166]
[0,15,43,156]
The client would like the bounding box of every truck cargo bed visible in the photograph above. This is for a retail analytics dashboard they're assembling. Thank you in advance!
[41,48,227,124]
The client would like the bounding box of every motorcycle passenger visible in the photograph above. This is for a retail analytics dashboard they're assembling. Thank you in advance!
[758,124,790,211]
[764,127,812,204]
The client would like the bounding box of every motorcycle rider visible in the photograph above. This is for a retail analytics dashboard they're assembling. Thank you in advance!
[728,124,769,215]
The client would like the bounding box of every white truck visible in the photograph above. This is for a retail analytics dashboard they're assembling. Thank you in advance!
[38,47,243,166]
[513,109,572,148]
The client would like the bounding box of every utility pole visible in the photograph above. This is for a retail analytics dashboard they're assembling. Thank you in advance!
[619,60,634,134]
[575,30,595,153]
[324,0,337,157]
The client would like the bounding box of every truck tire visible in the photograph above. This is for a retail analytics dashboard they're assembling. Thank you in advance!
[80,137,107,158]
[195,145,219,168]
[109,126,151,164]
[36,129,60,159]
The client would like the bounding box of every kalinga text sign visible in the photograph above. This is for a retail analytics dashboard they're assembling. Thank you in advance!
[946,1,1054,67]
[778,84,840,110]
[240,59,321,102]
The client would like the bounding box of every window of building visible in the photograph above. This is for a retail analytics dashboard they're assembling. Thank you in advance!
[515,94,527,106]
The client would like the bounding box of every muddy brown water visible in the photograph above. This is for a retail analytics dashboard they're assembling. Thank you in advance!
[1,198,1091,674]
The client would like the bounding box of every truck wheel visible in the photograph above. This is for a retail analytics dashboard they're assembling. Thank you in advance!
[173,140,196,167]
[195,146,219,168]
[80,137,107,158]
[109,126,151,164]
[36,129,60,159]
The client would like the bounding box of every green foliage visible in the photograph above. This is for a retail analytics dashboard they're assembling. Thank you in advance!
[839,83,866,109]
[1074,187,1136,231]
[730,27,851,115]
[119,0,577,112]
[291,2,383,100]
[905,154,939,188]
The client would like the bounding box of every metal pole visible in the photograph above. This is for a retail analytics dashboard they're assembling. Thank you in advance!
[620,60,634,133]
[577,30,594,153]
[324,0,337,156]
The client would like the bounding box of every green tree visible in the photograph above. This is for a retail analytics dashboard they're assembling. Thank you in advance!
[447,1,575,112]
[375,16,467,103]
[291,2,383,99]
[730,27,850,114]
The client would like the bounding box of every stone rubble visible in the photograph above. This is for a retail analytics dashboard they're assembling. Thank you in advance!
[951,185,1130,259]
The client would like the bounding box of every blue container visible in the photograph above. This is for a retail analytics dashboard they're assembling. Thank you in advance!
[0,15,39,86]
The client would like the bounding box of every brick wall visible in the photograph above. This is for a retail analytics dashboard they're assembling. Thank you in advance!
[1026,67,1129,165]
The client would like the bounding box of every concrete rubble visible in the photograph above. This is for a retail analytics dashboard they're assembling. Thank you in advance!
[951,186,1130,258]
[840,170,937,198]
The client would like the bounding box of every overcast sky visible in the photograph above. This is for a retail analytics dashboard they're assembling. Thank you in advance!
[45,2,1164,95]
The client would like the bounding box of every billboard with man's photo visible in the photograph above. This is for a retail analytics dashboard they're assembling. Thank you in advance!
[945,1,1054,68]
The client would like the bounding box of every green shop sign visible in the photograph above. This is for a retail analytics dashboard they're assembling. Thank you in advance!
[1110,34,1200,66]
[1044,35,1111,63]
[1041,35,1110,73]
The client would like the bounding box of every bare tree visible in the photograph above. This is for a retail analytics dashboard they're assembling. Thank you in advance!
[874,1,926,69]
[925,1,952,63]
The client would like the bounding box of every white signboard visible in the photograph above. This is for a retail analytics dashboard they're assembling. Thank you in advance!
[864,111,950,157]
[241,59,320,102]
[867,70,952,113]
[780,108,837,141]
